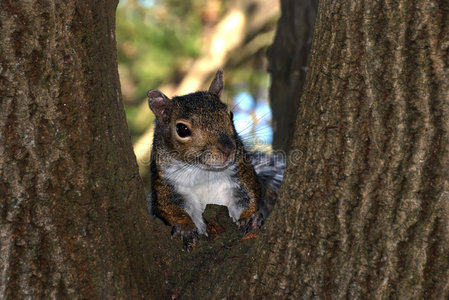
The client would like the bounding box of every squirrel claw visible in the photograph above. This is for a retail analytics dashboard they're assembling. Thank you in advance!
[171,223,200,250]
[237,211,264,233]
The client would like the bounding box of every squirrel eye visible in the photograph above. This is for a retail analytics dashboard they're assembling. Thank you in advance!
[176,123,191,138]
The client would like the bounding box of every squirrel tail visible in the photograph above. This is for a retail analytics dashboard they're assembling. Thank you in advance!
[249,151,286,218]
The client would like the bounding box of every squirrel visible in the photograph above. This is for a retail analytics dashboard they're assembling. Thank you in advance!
[147,69,285,246]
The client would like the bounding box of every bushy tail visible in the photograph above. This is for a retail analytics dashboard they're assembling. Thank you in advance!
[249,151,286,217]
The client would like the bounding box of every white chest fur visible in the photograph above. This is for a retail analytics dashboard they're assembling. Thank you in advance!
[162,161,244,234]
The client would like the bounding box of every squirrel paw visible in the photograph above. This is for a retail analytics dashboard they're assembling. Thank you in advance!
[237,211,264,233]
[171,223,200,249]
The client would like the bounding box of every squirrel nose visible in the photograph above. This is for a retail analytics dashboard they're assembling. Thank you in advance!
[219,147,232,159]
[217,134,234,159]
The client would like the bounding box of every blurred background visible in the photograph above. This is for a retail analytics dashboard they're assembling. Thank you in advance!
[117,0,280,186]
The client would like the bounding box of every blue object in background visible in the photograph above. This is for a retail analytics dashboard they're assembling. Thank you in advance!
[233,112,254,136]
[234,92,254,112]
[232,91,273,146]
[255,123,273,144]
[139,0,155,8]
[254,101,272,122]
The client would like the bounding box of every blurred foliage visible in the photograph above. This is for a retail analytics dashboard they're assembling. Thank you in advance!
[117,0,203,103]
[117,0,209,140]
[116,0,279,185]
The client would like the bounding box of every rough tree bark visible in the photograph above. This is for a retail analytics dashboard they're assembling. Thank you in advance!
[245,0,449,298]
[0,1,167,298]
[0,1,269,299]
[132,0,449,298]
[268,0,317,153]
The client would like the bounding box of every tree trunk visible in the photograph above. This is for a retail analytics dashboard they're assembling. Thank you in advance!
[0,1,166,298]
[246,0,449,298]
[268,0,317,153]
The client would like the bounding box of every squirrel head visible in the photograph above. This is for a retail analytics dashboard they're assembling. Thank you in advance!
[147,69,237,169]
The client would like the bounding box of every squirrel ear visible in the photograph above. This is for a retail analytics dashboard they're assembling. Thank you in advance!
[147,89,171,123]
[208,69,224,98]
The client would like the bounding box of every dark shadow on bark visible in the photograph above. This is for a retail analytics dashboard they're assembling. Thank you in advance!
[268,0,318,153]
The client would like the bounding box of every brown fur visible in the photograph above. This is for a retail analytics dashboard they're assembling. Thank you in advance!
[148,70,263,243]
